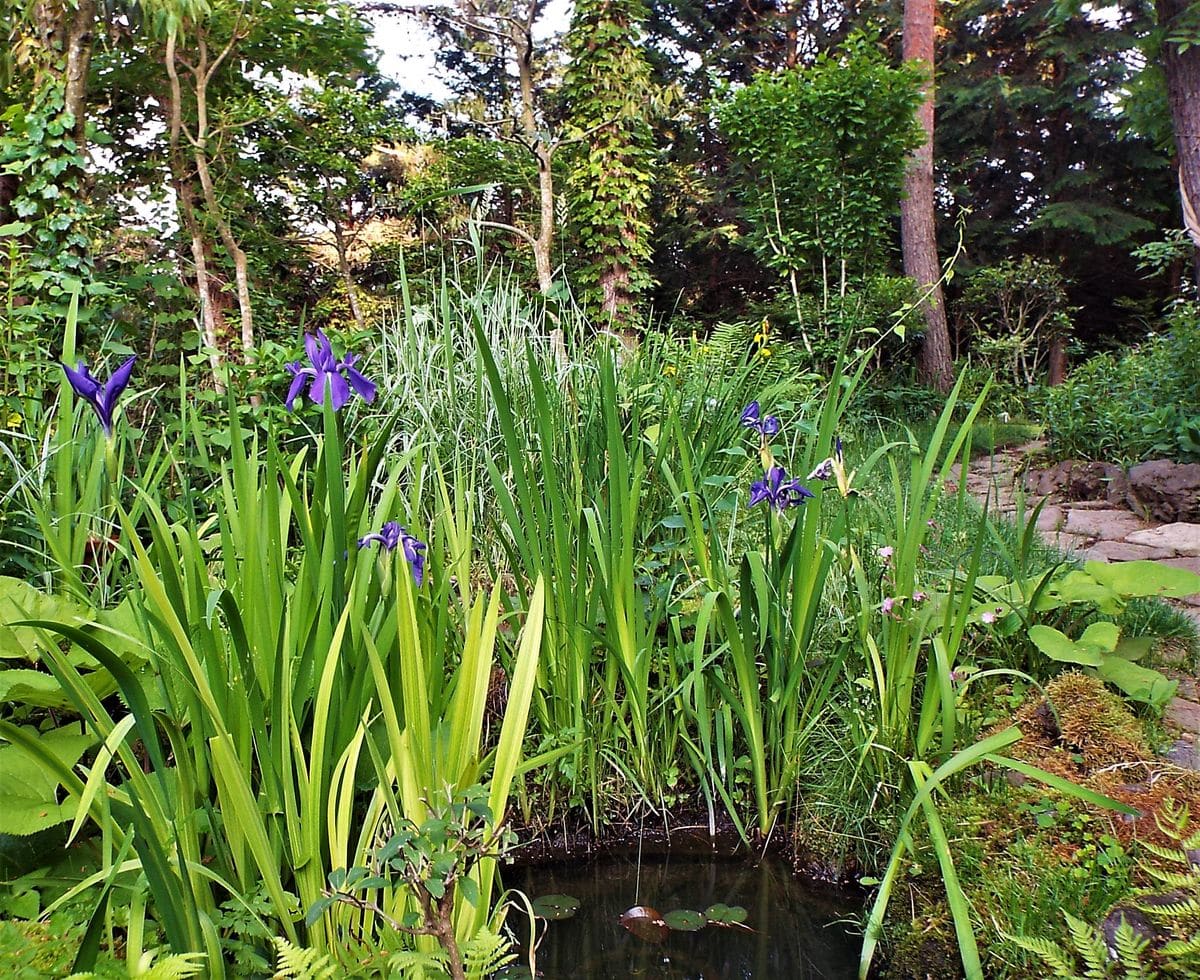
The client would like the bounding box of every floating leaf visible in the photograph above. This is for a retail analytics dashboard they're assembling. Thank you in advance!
[531,894,580,921]
[663,909,707,931]
[619,905,668,943]
[704,903,749,926]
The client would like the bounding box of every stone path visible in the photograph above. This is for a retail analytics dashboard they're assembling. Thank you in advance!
[950,443,1200,626]
[952,442,1200,761]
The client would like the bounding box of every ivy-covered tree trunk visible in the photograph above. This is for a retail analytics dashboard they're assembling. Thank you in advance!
[30,0,98,144]
[1158,0,1200,280]
[563,0,657,331]
[901,0,953,392]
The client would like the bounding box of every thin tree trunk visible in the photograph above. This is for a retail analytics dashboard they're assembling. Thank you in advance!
[511,8,566,365]
[332,220,367,332]
[901,0,953,393]
[1159,0,1200,282]
[165,31,228,390]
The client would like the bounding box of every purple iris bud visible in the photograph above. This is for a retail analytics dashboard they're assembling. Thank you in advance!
[62,354,136,438]
[740,401,780,438]
[749,466,814,511]
[358,521,427,586]
[285,329,376,411]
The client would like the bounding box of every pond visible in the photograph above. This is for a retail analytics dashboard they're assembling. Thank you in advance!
[509,850,861,979]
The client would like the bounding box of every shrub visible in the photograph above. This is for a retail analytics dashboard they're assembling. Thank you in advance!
[1044,305,1200,463]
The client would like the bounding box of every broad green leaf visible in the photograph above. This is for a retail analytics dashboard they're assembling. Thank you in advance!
[0,726,97,835]
[663,909,707,931]
[1028,625,1102,666]
[1078,621,1119,653]
[530,894,580,920]
[1096,656,1178,708]
[1085,560,1200,600]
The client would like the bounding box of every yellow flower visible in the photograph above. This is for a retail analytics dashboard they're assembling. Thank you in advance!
[6,411,21,428]
[662,364,677,377]
[758,347,772,359]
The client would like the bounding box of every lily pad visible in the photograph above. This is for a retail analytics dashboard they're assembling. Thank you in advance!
[531,894,580,921]
[663,909,707,932]
[704,903,749,926]
[619,905,668,943]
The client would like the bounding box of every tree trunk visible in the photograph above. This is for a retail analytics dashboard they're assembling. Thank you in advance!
[1159,0,1200,281]
[332,220,366,333]
[1047,335,1067,386]
[901,0,954,393]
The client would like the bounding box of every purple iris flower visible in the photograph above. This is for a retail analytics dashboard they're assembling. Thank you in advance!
[285,329,376,411]
[748,466,815,511]
[358,520,427,586]
[740,401,780,438]
[62,354,136,438]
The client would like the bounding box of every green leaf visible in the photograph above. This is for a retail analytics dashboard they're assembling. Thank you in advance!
[0,726,97,835]
[1085,560,1200,600]
[530,895,580,920]
[1028,625,1103,666]
[703,903,749,925]
[663,909,707,931]
[1077,621,1119,653]
[1096,656,1178,708]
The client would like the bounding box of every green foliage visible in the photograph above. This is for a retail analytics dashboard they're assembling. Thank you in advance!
[1044,306,1200,463]
[1009,911,1154,979]
[717,33,923,289]
[939,0,1171,331]
[956,257,1074,388]
[562,0,659,315]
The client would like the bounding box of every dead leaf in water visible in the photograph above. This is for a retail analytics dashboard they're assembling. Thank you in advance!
[620,905,669,943]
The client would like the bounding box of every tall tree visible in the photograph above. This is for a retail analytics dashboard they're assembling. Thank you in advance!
[901,0,952,391]
[1155,0,1200,279]
[561,0,657,322]
[938,0,1172,341]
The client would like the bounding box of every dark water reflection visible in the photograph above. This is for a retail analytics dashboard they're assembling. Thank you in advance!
[513,853,860,979]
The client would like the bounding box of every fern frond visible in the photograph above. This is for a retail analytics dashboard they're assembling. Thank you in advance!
[461,926,515,979]
[1111,919,1155,979]
[1064,912,1113,979]
[1006,930,1084,978]
[1140,840,1188,864]
[1140,895,1200,922]
[1161,933,1200,957]
[386,947,450,980]
[271,937,338,979]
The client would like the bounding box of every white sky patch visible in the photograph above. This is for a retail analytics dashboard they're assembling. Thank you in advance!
[367,0,573,100]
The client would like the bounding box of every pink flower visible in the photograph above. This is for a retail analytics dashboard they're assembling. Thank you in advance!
[877,546,894,562]
[980,610,996,624]
[913,591,928,604]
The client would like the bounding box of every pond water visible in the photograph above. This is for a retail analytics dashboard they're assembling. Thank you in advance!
[509,851,861,979]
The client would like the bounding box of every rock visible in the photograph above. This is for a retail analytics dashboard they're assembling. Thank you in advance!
[1162,556,1200,579]
[1064,508,1151,541]
[1101,907,1158,956]
[1083,540,1175,563]
[1166,698,1200,733]
[1126,523,1200,557]
[1039,530,1090,554]
[1035,504,1065,531]
[1069,499,1124,511]
[1025,460,1125,501]
[1163,736,1200,770]
[1126,460,1200,522]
